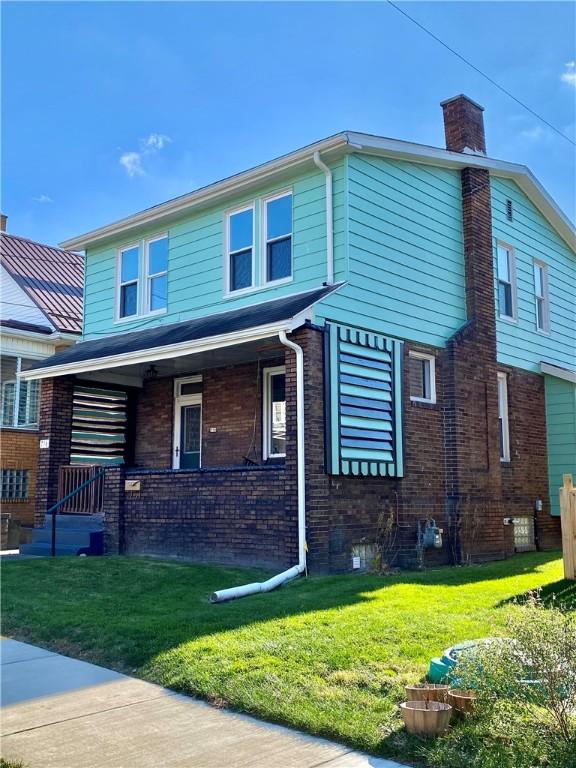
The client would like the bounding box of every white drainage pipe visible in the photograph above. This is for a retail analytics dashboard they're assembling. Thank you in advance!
[210,331,307,603]
[313,151,334,285]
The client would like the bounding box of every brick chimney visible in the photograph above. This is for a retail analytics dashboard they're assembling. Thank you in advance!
[440,94,486,154]
[0,213,7,232]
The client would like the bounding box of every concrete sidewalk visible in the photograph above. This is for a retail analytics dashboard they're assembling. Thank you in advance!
[1,639,408,768]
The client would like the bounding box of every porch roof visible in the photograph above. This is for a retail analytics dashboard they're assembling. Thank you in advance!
[20,284,342,381]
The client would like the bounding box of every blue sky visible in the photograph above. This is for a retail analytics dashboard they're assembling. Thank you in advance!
[3,1,575,247]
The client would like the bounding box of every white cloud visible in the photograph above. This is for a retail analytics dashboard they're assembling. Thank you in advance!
[518,125,546,141]
[561,61,576,87]
[142,133,171,151]
[119,133,172,177]
[32,194,53,204]
[119,151,145,177]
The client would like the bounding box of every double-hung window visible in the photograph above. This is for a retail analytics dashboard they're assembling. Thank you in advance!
[263,366,286,459]
[0,356,40,429]
[533,260,550,333]
[497,372,510,462]
[409,352,436,404]
[119,245,139,319]
[146,236,168,313]
[497,243,517,320]
[264,192,292,283]
[227,207,254,293]
[117,235,168,320]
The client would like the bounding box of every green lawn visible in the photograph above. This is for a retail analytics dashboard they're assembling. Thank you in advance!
[2,552,574,766]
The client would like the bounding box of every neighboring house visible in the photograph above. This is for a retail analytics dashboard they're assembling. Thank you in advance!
[0,221,83,542]
[21,96,576,570]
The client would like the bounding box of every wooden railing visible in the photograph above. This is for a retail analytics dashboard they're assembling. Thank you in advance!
[57,465,105,514]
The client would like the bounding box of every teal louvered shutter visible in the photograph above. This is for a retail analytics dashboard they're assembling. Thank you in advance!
[325,323,404,477]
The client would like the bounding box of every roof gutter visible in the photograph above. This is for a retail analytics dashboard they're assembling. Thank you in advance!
[18,319,302,382]
[0,326,79,345]
[313,151,334,284]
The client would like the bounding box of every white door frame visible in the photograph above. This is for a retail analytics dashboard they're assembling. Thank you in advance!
[173,376,203,469]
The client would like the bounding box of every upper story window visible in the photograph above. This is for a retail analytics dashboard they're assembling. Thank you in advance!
[409,351,436,404]
[225,192,293,295]
[117,235,168,320]
[263,366,286,459]
[496,243,517,321]
[226,206,254,293]
[264,192,292,283]
[1,356,40,429]
[533,260,550,333]
[146,236,168,313]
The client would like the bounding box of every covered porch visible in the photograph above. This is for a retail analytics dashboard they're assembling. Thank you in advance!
[21,288,334,566]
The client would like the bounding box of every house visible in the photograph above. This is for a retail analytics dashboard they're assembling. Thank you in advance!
[0,219,83,545]
[21,96,576,570]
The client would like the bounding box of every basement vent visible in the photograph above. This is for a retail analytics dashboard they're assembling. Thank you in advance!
[512,516,535,552]
[351,543,377,571]
[506,199,513,221]
[70,385,127,465]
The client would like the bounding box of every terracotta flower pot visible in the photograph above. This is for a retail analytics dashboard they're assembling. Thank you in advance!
[448,688,476,714]
[405,683,450,703]
[400,700,453,736]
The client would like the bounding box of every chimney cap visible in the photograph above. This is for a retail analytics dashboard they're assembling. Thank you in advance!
[440,94,485,112]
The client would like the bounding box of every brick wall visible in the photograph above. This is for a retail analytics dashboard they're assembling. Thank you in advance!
[500,366,561,550]
[134,378,173,468]
[120,466,294,568]
[0,428,39,528]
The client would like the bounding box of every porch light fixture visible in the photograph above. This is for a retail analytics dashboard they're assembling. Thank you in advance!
[144,364,158,380]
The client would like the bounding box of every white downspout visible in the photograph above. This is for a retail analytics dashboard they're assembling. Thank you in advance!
[313,151,334,285]
[210,331,306,603]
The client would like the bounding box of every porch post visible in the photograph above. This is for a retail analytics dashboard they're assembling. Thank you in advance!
[102,466,125,554]
[34,376,74,527]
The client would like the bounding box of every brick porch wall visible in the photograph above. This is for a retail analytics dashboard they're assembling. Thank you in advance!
[120,466,294,569]
[1,428,39,528]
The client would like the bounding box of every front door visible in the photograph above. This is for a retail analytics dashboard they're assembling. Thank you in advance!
[179,403,201,469]
[173,376,203,469]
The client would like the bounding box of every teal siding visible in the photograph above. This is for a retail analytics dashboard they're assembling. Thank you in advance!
[492,177,576,373]
[545,375,576,516]
[83,163,347,339]
[315,154,467,347]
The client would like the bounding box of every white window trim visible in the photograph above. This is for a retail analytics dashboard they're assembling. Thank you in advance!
[496,241,518,323]
[533,259,550,334]
[497,372,511,463]
[224,204,255,296]
[261,190,294,288]
[408,351,436,404]
[115,234,169,324]
[172,375,203,469]
[263,365,286,460]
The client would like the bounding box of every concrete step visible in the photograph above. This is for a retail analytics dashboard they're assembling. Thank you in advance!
[43,514,104,531]
[20,543,87,557]
[32,528,95,546]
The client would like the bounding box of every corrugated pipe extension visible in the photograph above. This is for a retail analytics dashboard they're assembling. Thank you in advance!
[210,331,307,603]
[313,151,334,285]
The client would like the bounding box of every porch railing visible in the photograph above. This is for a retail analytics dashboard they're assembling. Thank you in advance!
[57,465,105,515]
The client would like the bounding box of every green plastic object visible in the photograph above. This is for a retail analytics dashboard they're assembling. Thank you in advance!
[428,657,451,683]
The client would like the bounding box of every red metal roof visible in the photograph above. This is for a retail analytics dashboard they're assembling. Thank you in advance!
[1,232,84,334]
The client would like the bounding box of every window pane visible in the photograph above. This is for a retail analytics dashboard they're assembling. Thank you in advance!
[120,282,138,317]
[150,274,167,311]
[267,194,292,240]
[499,281,513,317]
[267,237,292,282]
[497,246,510,282]
[270,373,286,455]
[409,357,426,399]
[534,263,543,298]
[230,209,253,252]
[536,298,545,331]
[231,249,252,291]
[180,381,203,396]
[0,356,17,426]
[121,247,139,283]
[148,237,168,275]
